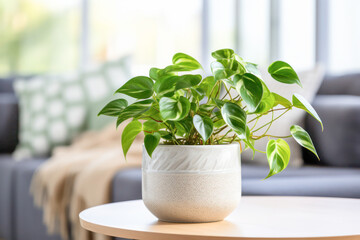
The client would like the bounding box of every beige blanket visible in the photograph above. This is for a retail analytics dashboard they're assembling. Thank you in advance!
[30,122,143,240]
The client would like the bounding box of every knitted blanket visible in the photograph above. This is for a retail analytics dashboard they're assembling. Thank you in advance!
[30,122,142,240]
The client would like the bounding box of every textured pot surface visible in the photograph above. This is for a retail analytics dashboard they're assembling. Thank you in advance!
[142,144,241,223]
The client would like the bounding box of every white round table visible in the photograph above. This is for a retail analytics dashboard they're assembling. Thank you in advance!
[80,196,360,240]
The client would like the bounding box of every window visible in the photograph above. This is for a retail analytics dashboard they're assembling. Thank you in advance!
[329,0,360,74]
[1,0,360,76]
[0,0,80,75]
[90,0,202,75]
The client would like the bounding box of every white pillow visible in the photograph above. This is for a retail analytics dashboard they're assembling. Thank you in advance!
[241,64,325,166]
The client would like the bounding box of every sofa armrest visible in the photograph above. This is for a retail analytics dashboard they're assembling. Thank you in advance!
[304,95,360,167]
[0,94,19,153]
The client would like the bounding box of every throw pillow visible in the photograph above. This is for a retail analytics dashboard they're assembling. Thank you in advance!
[13,74,87,160]
[241,64,325,167]
[13,57,131,160]
[82,57,133,130]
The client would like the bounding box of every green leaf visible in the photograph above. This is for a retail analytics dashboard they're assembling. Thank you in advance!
[144,132,161,157]
[149,68,162,80]
[245,62,260,76]
[116,76,154,99]
[221,102,247,138]
[252,93,275,114]
[196,76,215,97]
[154,74,202,97]
[268,61,302,87]
[174,118,193,137]
[159,96,191,121]
[172,53,202,70]
[234,73,263,112]
[175,74,202,89]
[158,130,173,140]
[290,125,319,160]
[211,61,227,81]
[121,120,142,159]
[193,115,214,142]
[292,93,323,130]
[211,49,234,60]
[116,99,154,127]
[98,99,128,117]
[265,139,290,179]
[143,119,161,132]
[272,93,292,108]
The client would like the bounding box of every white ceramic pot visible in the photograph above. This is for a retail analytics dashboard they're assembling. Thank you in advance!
[142,143,241,223]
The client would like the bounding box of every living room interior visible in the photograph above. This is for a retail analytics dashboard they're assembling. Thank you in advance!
[1,0,360,240]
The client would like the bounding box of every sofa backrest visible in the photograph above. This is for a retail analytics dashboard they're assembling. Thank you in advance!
[0,79,18,153]
[318,73,360,96]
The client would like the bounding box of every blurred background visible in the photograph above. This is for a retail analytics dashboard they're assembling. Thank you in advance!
[1,1,360,240]
[1,0,360,77]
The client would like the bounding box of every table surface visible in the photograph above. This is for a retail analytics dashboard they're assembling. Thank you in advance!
[79,196,360,240]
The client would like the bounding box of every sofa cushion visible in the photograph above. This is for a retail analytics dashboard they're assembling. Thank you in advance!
[112,164,360,201]
[0,155,17,240]
[305,95,360,167]
[112,168,142,202]
[14,159,62,240]
[242,164,360,198]
[318,73,360,96]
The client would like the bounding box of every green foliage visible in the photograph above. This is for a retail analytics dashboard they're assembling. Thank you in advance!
[266,139,290,179]
[121,120,142,159]
[268,61,302,87]
[193,115,213,142]
[99,48,323,178]
[292,93,323,130]
[290,125,319,159]
[98,99,128,117]
[116,76,154,99]
[144,132,161,157]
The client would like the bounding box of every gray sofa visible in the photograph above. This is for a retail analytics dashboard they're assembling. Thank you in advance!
[1,75,360,240]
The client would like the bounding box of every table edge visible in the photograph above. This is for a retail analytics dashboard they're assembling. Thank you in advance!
[79,197,360,240]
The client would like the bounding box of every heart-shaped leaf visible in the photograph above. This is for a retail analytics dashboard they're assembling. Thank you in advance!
[268,61,302,87]
[211,49,234,60]
[172,53,202,70]
[195,76,215,96]
[116,99,154,127]
[245,62,261,76]
[221,102,247,137]
[116,76,154,98]
[98,99,128,117]
[174,117,193,137]
[159,96,191,121]
[253,93,275,114]
[292,93,323,130]
[266,139,290,179]
[121,120,142,159]
[143,119,161,133]
[272,93,292,108]
[144,132,161,157]
[154,74,202,97]
[290,125,319,160]
[211,61,227,81]
[193,115,214,142]
[234,73,263,112]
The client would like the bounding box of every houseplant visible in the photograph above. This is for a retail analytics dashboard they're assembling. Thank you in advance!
[99,48,322,222]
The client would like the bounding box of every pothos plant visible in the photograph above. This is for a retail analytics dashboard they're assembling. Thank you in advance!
[99,49,322,178]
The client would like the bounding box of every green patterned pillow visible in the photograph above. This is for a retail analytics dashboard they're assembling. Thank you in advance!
[13,58,130,160]
[81,57,133,130]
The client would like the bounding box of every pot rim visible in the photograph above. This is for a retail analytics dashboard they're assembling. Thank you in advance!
[143,142,239,149]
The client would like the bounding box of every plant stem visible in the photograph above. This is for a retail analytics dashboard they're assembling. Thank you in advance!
[252,134,292,140]
[252,108,290,133]
[247,107,291,124]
